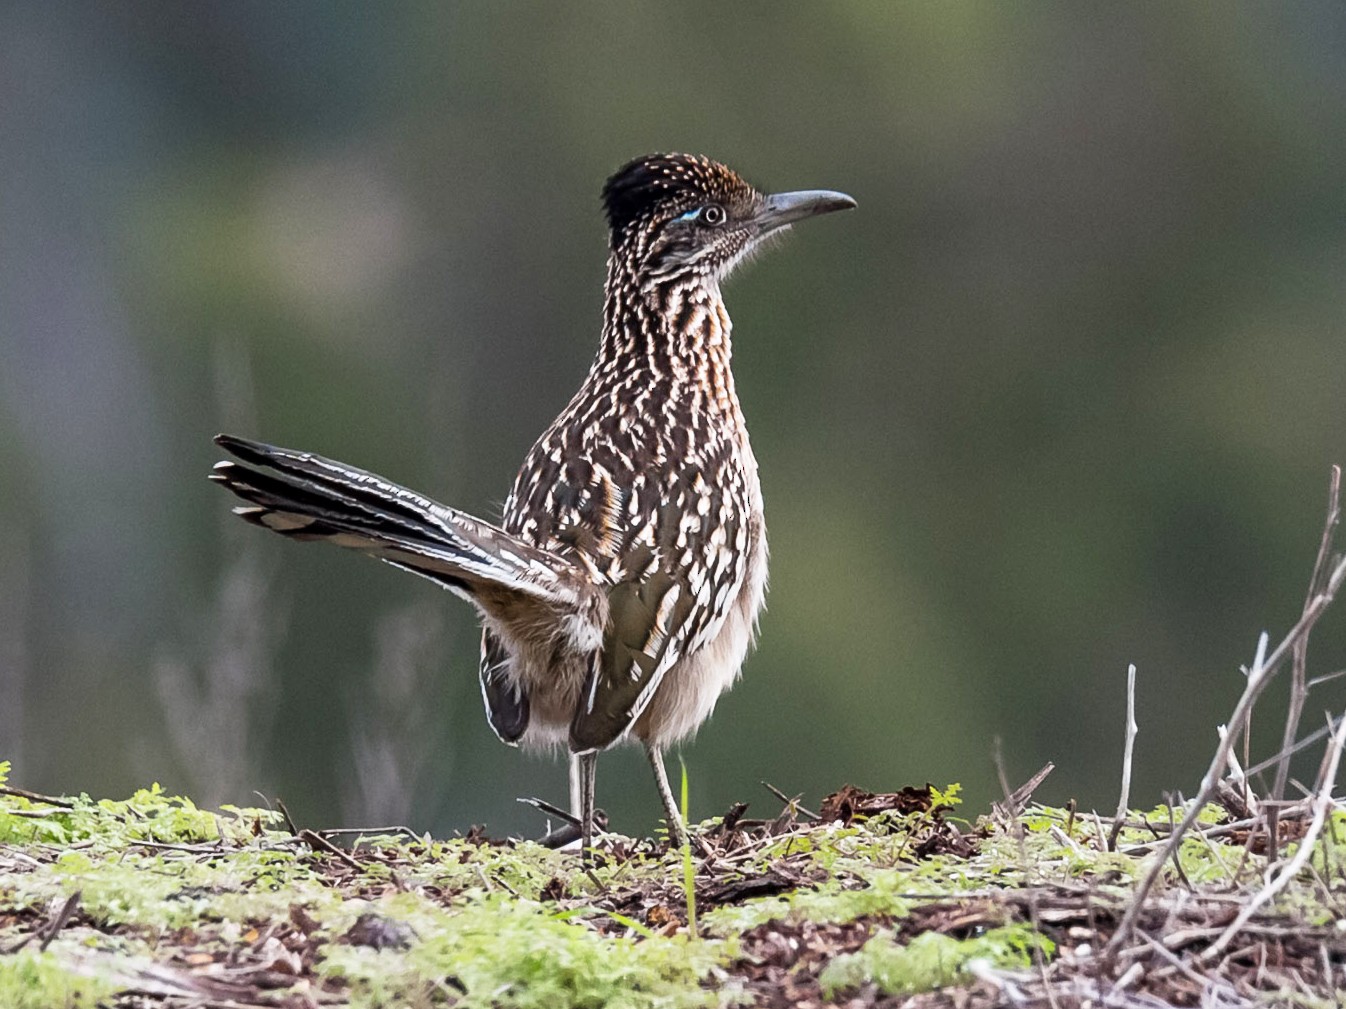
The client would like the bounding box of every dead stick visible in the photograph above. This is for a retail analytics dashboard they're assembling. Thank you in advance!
[275,799,300,837]
[1270,465,1341,860]
[993,762,1055,821]
[1202,708,1346,962]
[1108,664,1139,851]
[760,781,818,821]
[1109,537,1346,954]
[298,829,364,871]
[0,786,75,809]
[38,891,82,952]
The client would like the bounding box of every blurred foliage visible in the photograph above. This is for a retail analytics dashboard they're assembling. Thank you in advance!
[1,3,1344,837]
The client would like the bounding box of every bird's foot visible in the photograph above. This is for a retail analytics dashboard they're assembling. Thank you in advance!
[519,795,608,851]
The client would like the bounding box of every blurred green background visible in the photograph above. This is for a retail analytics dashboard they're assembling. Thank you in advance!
[2,4,1344,837]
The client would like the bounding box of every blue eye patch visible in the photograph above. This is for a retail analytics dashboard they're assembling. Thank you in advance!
[676,208,702,222]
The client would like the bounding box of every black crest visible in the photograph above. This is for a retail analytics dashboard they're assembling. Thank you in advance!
[601,153,753,236]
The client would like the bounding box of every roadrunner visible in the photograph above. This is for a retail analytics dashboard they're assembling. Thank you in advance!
[211,154,855,854]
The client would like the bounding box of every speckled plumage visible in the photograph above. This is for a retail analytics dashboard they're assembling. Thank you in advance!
[211,154,855,851]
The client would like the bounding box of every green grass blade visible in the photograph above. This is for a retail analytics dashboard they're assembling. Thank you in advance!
[679,757,697,938]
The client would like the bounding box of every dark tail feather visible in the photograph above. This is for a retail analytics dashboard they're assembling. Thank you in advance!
[211,434,575,606]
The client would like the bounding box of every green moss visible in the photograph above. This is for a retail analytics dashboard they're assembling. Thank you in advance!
[321,893,737,1009]
[7,838,336,933]
[420,837,571,899]
[4,767,1334,1006]
[819,924,1053,998]
[1260,990,1346,1009]
[703,870,915,936]
[0,772,744,1007]
[0,783,281,848]
[0,950,116,1009]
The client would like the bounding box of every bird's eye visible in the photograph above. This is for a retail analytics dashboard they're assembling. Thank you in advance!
[700,204,727,226]
[675,205,727,226]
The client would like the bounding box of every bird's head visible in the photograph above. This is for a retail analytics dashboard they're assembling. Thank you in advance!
[601,153,855,290]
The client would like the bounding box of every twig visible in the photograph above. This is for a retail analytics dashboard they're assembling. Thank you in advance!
[1271,465,1341,860]
[1108,664,1138,851]
[760,781,818,821]
[128,839,225,854]
[1215,724,1257,820]
[1114,644,1262,937]
[2,890,82,954]
[1243,720,1338,779]
[1109,530,1346,954]
[992,762,1056,821]
[297,829,364,871]
[0,846,46,869]
[1162,796,1192,891]
[318,825,422,840]
[0,786,75,809]
[1048,826,1086,859]
[991,740,1033,879]
[1307,667,1346,690]
[38,891,81,952]
[1023,803,1302,843]
[964,959,1029,1004]
[275,799,300,837]
[1035,929,1063,1009]
[1110,961,1144,994]
[1138,927,1238,996]
[1202,708,1346,962]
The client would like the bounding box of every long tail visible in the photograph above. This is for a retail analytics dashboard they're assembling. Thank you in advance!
[210,434,581,611]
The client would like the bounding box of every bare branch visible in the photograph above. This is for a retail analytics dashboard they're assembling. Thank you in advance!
[1202,708,1346,962]
[1110,523,1346,953]
[1243,719,1338,779]
[1271,465,1341,859]
[1108,664,1139,851]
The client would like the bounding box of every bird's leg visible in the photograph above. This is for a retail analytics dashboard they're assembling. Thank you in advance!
[578,751,598,864]
[646,744,690,847]
[568,753,583,820]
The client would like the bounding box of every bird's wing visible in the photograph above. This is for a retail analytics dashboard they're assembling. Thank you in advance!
[568,486,748,753]
[567,537,696,752]
[478,630,529,744]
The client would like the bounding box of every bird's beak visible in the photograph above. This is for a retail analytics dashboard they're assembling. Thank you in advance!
[754,189,857,235]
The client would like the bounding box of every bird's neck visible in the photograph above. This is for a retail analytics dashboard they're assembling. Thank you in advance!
[596,258,738,412]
